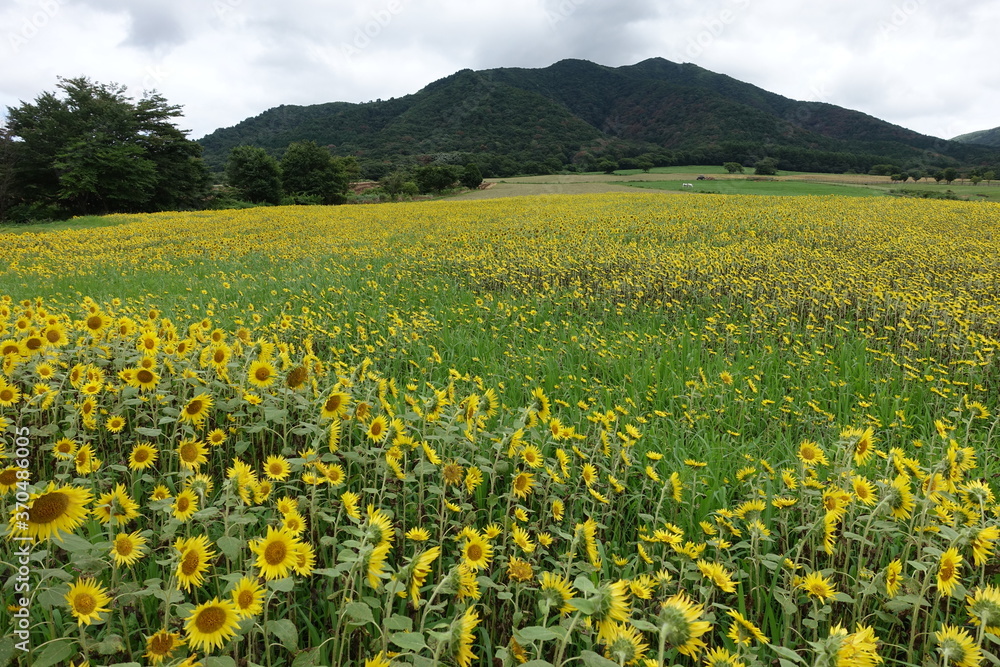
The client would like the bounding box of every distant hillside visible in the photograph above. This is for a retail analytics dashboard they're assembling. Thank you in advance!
[198,58,1000,177]
[952,126,1000,148]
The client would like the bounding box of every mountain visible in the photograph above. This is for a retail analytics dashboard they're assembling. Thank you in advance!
[198,58,1000,176]
[952,126,1000,148]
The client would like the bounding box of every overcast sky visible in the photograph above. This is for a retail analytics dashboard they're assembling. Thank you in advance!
[2,0,997,141]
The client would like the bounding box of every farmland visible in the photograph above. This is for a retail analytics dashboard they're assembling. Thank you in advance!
[2,192,1000,666]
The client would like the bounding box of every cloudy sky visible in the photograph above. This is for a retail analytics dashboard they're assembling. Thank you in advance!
[1,0,997,141]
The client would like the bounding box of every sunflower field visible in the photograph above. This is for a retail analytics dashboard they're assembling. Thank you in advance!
[1,192,1000,667]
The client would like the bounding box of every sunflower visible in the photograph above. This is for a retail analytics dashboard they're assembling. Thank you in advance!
[696,560,737,593]
[365,505,395,546]
[83,311,110,336]
[512,471,536,499]
[151,485,172,502]
[703,647,746,667]
[65,577,111,626]
[231,576,265,618]
[797,440,828,467]
[93,484,140,525]
[828,624,881,667]
[366,542,392,589]
[144,629,185,665]
[342,491,361,520]
[935,624,983,667]
[184,597,241,653]
[842,426,875,466]
[406,546,442,608]
[581,463,598,487]
[450,605,479,667]
[263,455,291,481]
[320,462,345,486]
[290,541,316,576]
[129,442,159,470]
[886,474,915,520]
[512,525,535,553]
[539,571,576,615]
[658,591,711,656]
[0,467,21,495]
[591,580,631,641]
[13,482,92,541]
[320,391,351,419]
[885,559,903,597]
[520,444,544,468]
[179,393,213,426]
[972,526,1000,566]
[366,415,389,442]
[726,609,769,646]
[111,531,147,567]
[173,489,199,521]
[281,509,307,536]
[247,360,277,388]
[799,571,837,602]
[0,382,21,407]
[461,533,493,571]
[602,622,649,666]
[551,498,565,522]
[175,535,216,591]
[852,475,877,506]
[250,525,301,580]
[937,547,963,597]
[177,439,209,470]
[134,367,159,391]
[52,437,78,460]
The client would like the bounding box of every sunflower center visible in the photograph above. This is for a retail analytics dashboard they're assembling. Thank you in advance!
[143,339,155,349]
[86,315,102,331]
[136,369,154,383]
[149,632,175,654]
[195,605,227,633]
[177,497,190,512]
[180,443,198,462]
[238,589,254,608]
[115,537,134,556]
[73,592,96,615]
[255,367,271,381]
[0,469,18,485]
[181,549,201,575]
[25,338,41,350]
[28,492,69,524]
[325,396,341,412]
[0,389,14,402]
[467,544,483,562]
[134,449,149,463]
[264,541,288,565]
[2,344,19,354]
[186,400,203,415]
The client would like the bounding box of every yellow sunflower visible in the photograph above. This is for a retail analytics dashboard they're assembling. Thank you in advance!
[65,577,111,626]
[111,530,147,567]
[184,597,241,653]
[144,630,185,665]
[658,591,711,657]
[263,455,291,481]
[172,489,200,521]
[13,482,92,542]
[175,534,216,591]
[461,533,493,571]
[249,525,301,580]
[247,359,277,388]
[129,442,159,470]
[451,605,479,667]
[179,393,213,426]
[231,576,265,618]
[177,439,209,471]
[93,483,141,525]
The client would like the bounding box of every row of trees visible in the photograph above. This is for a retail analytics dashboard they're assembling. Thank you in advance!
[1,77,209,222]
[224,143,359,205]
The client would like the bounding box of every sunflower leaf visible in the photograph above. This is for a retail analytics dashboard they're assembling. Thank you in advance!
[134,427,163,437]
[390,632,427,651]
[580,650,618,667]
[216,535,242,560]
[265,619,298,651]
[31,639,76,667]
[343,601,375,625]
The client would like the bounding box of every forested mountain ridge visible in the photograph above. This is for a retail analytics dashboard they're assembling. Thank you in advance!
[198,58,1000,176]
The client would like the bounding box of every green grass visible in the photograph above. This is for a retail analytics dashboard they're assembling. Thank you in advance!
[0,214,132,234]
[623,178,884,197]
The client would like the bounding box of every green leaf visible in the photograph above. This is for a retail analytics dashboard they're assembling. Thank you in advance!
[520,662,555,667]
[0,637,14,667]
[343,601,375,625]
[291,648,321,667]
[770,644,805,663]
[32,639,76,667]
[569,598,595,615]
[385,614,413,632]
[217,536,243,560]
[516,626,561,642]
[135,426,163,437]
[53,532,95,555]
[390,632,427,652]
[580,650,619,667]
[268,577,295,592]
[204,659,237,667]
[96,634,125,655]
[265,619,298,651]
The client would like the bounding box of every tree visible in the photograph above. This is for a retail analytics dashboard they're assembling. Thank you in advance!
[0,126,20,222]
[413,165,460,193]
[723,162,744,174]
[4,77,208,217]
[984,170,996,185]
[226,146,282,204]
[909,169,923,183]
[933,171,945,184]
[597,159,618,174]
[636,160,654,173]
[280,141,349,204]
[942,167,958,185]
[459,163,483,190]
[754,158,778,176]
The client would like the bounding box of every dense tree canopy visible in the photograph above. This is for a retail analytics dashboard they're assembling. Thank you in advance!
[2,77,209,220]
[226,146,282,205]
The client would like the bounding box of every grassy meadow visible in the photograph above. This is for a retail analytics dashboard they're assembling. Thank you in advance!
[2,192,1000,667]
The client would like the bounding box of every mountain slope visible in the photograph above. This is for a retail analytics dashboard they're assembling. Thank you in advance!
[198,58,1000,175]
[953,126,1000,148]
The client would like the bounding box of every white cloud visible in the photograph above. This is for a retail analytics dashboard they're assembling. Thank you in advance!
[1,0,997,140]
